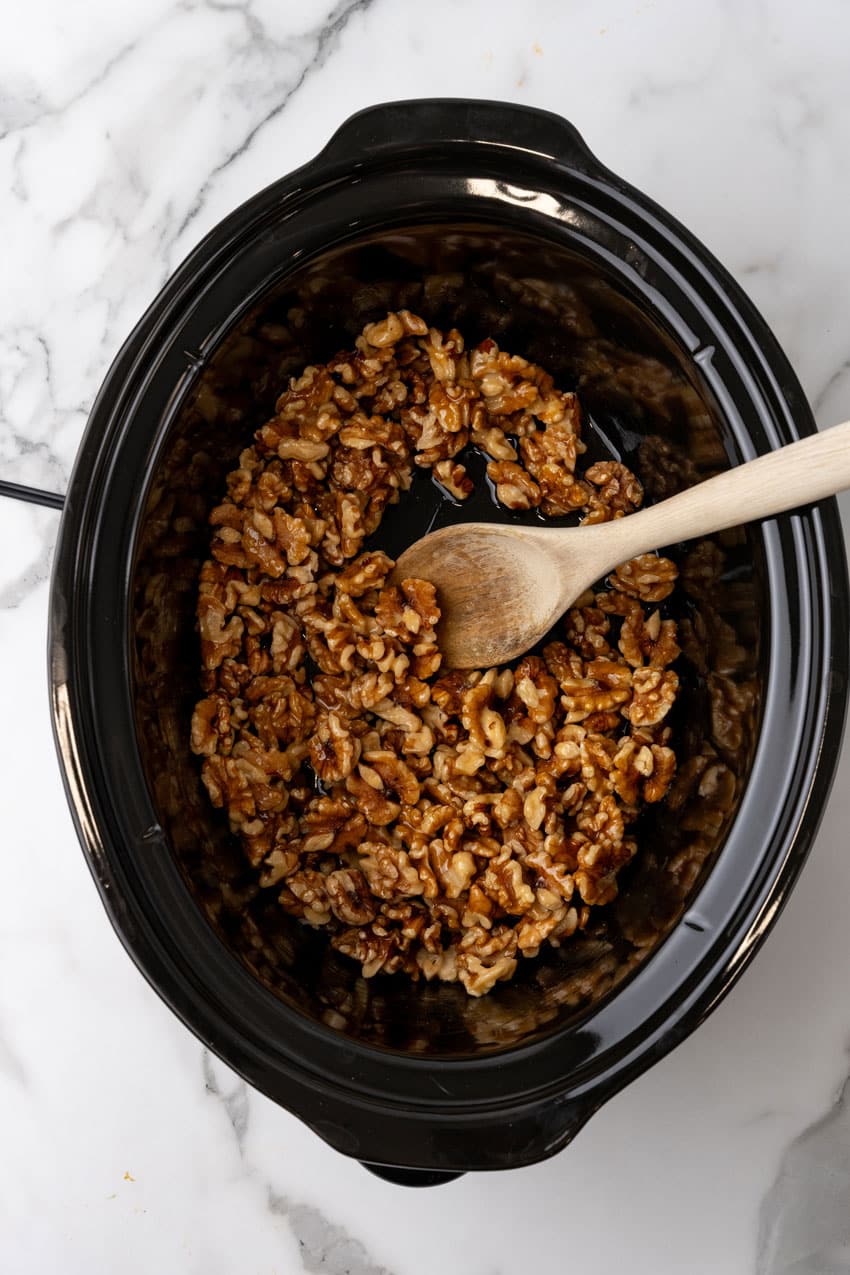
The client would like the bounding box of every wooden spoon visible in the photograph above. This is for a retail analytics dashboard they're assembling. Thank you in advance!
[394,420,850,669]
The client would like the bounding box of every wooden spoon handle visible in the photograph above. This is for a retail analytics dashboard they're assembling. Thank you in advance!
[601,418,850,558]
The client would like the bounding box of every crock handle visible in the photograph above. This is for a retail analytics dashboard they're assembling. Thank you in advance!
[327,1094,598,1183]
[319,99,606,176]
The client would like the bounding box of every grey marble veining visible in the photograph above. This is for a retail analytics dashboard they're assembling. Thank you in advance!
[203,1049,394,1273]
[758,1071,850,1273]
[268,1193,393,1275]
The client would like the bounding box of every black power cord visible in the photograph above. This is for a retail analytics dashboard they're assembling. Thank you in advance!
[0,479,65,511]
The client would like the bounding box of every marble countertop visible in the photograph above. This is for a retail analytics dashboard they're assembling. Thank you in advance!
[3,2,850,1271]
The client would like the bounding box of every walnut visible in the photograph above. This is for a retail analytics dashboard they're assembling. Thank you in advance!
[480,856,535,915]
[618,607,680,668]
[708,672,755,759]
[325,868,377,925]
[360,842,424,899]
[644,744,677,802]
[329,446,385,497]
[581,733,617,795]
[523,785,550,830]
[432,669,480,715]
[191,693,234,757]
[281,870,332,925]
[582,710,622,734]
[334,550,394,596]
[611,738,676,804]
[300,797,366,854]
[200,751,289,840]
[433,459,473,500]
[413,946,457,984]
[259,846,299,887]
[273,510,312,564]
[347,669,395,710]
[533,387,581,431]
[270,613,305,673]
[375,579,439,646]
[472,425,517,461]
[345,772,401,826]
[360,749,421,805]
[309,712,360,783]
[514,656,558,724]
[400,577,440,632]
[338,412,407,454]
[564,606,612,660]
[492,787,523,829]
[334,925,401,978]
[543,640,584,684]
[460,683,507,757]
[398,309,429,336]
[486,459,542,510]
[560,658,633,723]
[429,380,476,433]
[474,353,541,415]
[595,588,642,619]
[395,675,432,711]
[611,554,678,603]
[626,668,680,727]
[198,594,244,670]
[545,722,585,781]
[421,326,463,384]
[520,422,590,515]
[337,492,366,559]
[371,699,435,755]
[241,520,291,578]
[516,907,570,956]
[425,841,478,899]
[362,312,405,348]
[210,527,249,570]
[525,847,575,900]
[574,796,633,901]
[685,758,736,834]
[456,925,518,996]
[581,460,643,524]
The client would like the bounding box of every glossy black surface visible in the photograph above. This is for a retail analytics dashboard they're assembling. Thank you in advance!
[49,100,848,1178]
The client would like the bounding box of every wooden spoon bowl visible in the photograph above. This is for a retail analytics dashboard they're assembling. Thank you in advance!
[394,420,850,668]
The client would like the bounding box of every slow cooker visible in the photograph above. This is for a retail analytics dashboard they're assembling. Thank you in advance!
[46,100,848,1184]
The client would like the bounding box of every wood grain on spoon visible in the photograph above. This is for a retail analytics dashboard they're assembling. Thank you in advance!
[394,419,850,669]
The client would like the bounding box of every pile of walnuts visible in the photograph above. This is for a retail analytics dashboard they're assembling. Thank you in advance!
[191,311,681,996]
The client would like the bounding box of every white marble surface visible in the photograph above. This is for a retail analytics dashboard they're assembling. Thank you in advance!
[2,1,850,1271]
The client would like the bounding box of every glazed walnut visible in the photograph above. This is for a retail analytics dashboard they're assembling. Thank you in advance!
[486,460,542,510]
[611,554,678,603]
[309,711,360,783]
[193,314,684,995]
[626,668,680,728]
[581,460,643,524]
[618,607,680,669]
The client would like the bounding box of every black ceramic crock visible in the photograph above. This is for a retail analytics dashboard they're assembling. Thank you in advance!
[49,100,849,1185]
